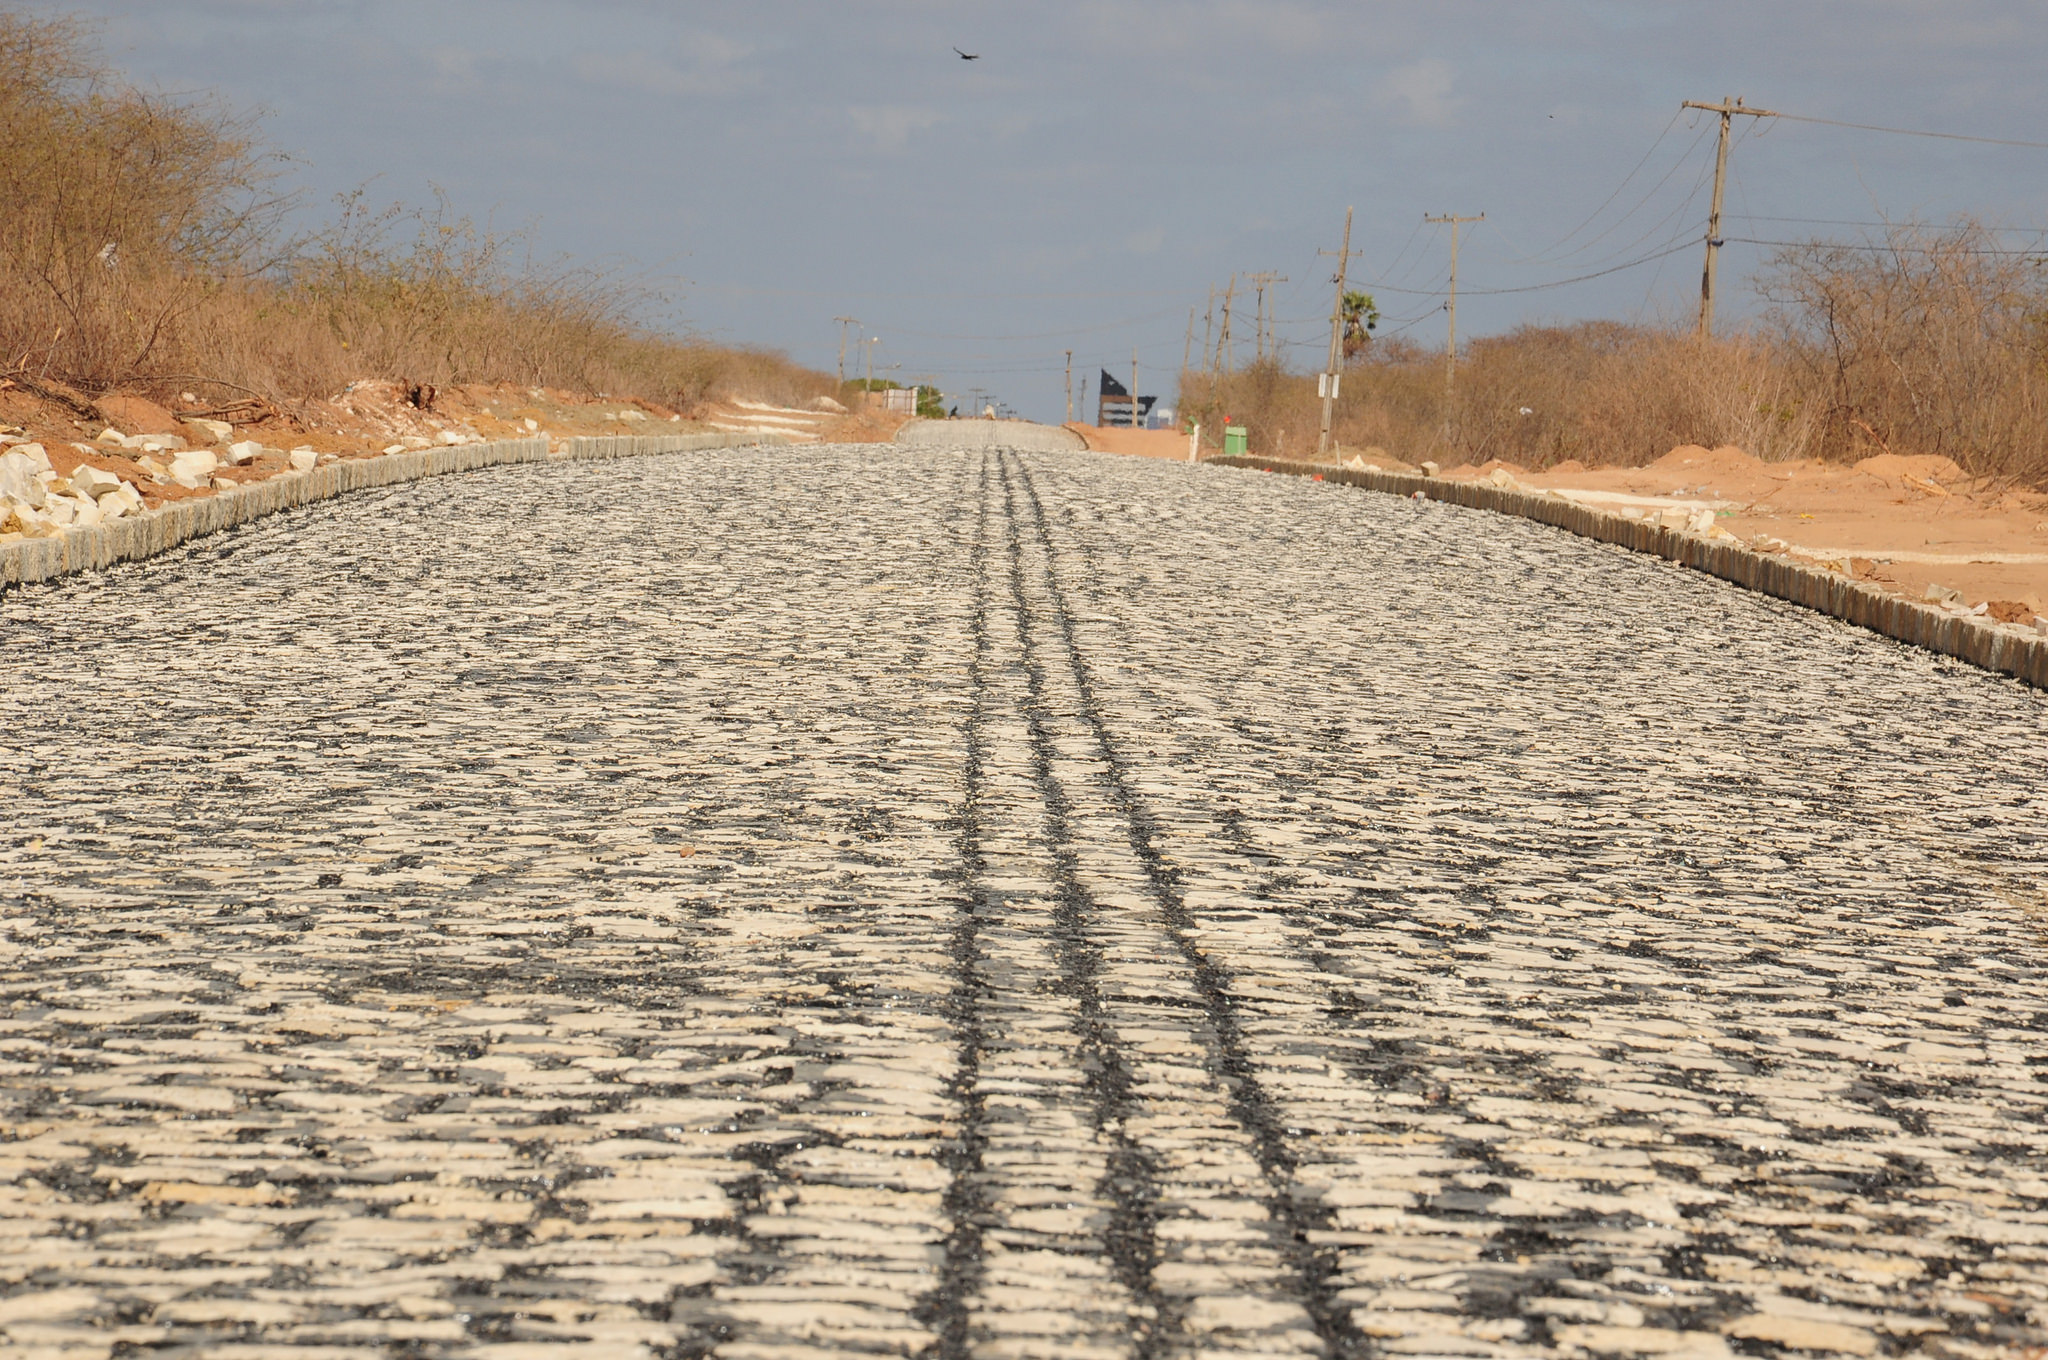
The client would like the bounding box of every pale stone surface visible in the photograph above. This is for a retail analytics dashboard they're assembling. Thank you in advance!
[67,465,125,500]
[0,444,2043,1358]
[0,450,49,508]
[168,448,219,488]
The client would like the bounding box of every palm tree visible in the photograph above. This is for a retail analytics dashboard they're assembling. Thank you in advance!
[1341,290,1380,362]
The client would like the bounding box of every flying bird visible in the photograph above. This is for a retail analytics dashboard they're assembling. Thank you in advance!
[954,46,979,60]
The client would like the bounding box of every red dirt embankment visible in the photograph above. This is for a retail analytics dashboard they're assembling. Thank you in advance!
[0,380,875,541]
[1067,425,1192,460]
[1072,423,2048,630]
[1428,445,2048,623]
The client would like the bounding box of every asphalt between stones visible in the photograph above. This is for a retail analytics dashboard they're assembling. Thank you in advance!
[0,444,2044,1358]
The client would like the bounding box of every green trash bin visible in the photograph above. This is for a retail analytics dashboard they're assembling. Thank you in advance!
[1223,425,1248,456]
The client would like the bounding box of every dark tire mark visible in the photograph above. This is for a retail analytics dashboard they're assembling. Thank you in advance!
[1001,451,1363,1358]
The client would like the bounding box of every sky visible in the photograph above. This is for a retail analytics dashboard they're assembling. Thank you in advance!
[40,0,2048,422]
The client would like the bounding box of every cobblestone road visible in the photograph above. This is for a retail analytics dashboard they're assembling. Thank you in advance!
[2,444,2046,1359]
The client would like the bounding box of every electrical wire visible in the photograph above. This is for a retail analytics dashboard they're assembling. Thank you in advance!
[1512,108,1688,265]
[1524,121,1715,268]
[860,306,1188,342]
[1771,111,2048,151]
[1722,235,2048,255]
[1368,235,1701,298]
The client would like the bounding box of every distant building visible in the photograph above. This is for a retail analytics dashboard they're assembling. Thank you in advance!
[1096,369,1156,427]
[882,388,916,415]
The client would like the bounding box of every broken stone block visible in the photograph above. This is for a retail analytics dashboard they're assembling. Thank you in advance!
[182,418,233,443]
[169,449,219,488]
[0,449,51,508]
[99,482,144,517]
[289,449,318,472]
[223,440,263,466]
[69,465,126,500]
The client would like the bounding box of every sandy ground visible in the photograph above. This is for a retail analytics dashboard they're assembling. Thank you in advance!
[1067,424,1193,460]
[1428,446,2048,623]
[1067,419,2048,627]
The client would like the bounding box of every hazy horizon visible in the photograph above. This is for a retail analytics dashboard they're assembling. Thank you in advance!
[41,0,2048,422]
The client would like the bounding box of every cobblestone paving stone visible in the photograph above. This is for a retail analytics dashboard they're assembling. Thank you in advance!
[0,444,2044,1359]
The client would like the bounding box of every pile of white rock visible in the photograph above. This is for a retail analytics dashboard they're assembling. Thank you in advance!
[1,423,324,540]
[0,443,145,537]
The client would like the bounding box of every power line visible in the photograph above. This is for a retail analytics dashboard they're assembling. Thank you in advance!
[689,282,1191,301]
[1364,234,1699,298]
[1731,213,2044,231]
[1527,121,1716,269]
[1771,111,2048,151]
[859,306,1186,342]
[1514,108,1688,265]
[1723,235,2048,255]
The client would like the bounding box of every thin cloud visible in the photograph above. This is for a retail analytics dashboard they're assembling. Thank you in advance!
[571,37,757,98]
[1380,58,1461,128]
[847,105,946,153]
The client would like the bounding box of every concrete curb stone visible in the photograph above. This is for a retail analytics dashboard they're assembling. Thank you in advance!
[1209,453,2048,690]
[0,431,788,591]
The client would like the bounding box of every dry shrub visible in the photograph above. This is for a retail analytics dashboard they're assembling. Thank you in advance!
[1762,220,2048,483]
[0,11,279,387]
[0,11,831,411]
[1187,223,2048,487]
[1182,324,1814,468]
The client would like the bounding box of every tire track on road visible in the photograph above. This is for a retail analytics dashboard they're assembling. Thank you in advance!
[996,449,1358,1357]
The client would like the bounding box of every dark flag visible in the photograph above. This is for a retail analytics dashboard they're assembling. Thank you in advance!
[1098,369,1129,398]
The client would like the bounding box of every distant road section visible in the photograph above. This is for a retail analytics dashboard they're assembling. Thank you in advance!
[896,416,1085,451]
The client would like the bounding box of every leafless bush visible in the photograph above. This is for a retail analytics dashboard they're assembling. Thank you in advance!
[1761,220,2048,483]
[1182,323,1815,468]
[0,11,832,411]
[0,11,281,389]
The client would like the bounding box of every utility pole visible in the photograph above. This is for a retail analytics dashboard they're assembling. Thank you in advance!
[1131,350,1139,429]
[833,316,858,386]
[1317,206,1360,457]
[1182,308,1195,374]
[1216,273,1237,377]
[1064,350,1073,423]
[1682,95,1775,337]
[1247,271,1286,364]
[1424,212,1484,393]
[1202,286,1215,382]
[863,335,877,392]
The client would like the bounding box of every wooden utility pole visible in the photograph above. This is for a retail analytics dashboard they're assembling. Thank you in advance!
[1131,350,1140,429]
[1202,286,1216,381]
[833,316,858,386]
[1317,207,1359,457]
[1682,95,1776,337]
[1182,309,1196,374]
[1424,212,1484,393]
[1216,274,1237,376]
[1247,271,1286,363]
[1065,350,1074,423]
